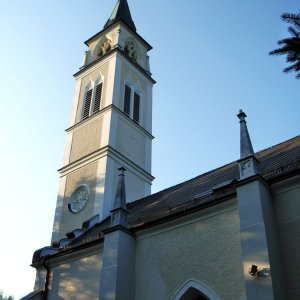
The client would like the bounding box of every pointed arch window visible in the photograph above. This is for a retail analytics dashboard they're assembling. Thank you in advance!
[180,288,209,300]
[123,83,141,125]
[123,84,131,116]
[82,89,93,119]
[93,82,103,113]
[172,280,220,300]
[133,92,140,124]
[81,80,103,120]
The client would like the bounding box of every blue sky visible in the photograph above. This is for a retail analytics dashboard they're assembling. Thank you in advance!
[0,1,299,298]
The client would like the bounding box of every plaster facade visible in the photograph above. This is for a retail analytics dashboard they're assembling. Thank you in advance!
[85,24,150,72]
[273,175,300,299]
[135,200,247,300]
[47,246,103,300]
[59,162,98,238]
[69,116,104,163]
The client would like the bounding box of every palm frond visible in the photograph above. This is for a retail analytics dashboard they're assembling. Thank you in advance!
[269,44,294,56]
[288,26,300,38]
[270,11,300,79]
[283,61,300,74]
[286,52,299,63]
[281,12,300,29]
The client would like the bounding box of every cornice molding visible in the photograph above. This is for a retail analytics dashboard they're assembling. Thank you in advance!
[84,21,152,51]
[65,104,154,139]
[74,47,155,84]
[58,145,154,182]
[45,241,103,267]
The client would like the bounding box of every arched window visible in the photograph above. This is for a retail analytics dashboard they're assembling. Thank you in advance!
[180,287,209,300]
[172,280,220,300]
[123,84,131,116]
[92,82,103,113]
[82,88,93,119]
[133,91,140,124]
[81,79,103,120]
[123,82,141,125]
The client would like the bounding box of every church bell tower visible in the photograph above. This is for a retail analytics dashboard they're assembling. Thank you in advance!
[51,0,155,243]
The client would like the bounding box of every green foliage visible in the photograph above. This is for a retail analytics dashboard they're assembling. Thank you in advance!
[0,290,14,300]
[269,11,300,79]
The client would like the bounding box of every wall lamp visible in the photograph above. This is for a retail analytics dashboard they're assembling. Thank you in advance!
[249,265,271,277]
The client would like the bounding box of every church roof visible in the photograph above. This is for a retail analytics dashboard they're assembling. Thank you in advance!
[33,135,300,262]
[129,134,300,227]
[103,0,136,32]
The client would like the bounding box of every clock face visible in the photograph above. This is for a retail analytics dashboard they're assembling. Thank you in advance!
[240,159,253,177]
[241,160,251,170]
[68,185,89,213]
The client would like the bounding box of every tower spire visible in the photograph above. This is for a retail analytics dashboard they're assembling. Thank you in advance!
[110,166,129,227]
[113,166,127,211]
[104,0,136,32]
[237,109,254,159]
[237,110,259,179]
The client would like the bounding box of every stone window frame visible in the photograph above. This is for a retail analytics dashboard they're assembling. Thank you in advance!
[122,81,142,125]
[172,279,221,300]
[81,78,104,120]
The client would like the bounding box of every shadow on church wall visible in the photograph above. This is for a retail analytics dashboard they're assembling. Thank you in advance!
[48,251,102,300]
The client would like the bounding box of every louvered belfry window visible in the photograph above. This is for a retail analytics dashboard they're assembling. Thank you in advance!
[124,85,131,115]
[93,83,103,113]
[83,89,93,119]
[133,92,140,123]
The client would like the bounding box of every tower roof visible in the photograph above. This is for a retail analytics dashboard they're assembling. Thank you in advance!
[237,109,255,159]
[104,0,136,32]
[112,166,127,211]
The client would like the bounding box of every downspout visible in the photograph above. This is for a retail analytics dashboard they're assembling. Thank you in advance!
[42,257,50,300]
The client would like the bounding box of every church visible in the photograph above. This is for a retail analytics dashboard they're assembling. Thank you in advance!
[22,1,300,299]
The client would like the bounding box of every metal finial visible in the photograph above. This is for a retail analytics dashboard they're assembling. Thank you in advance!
[237,109,247,122]
[118,165,126,176]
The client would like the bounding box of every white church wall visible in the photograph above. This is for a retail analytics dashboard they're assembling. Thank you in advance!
[68,79,82,128]
[69,115,104,163]
[103,156,151,209]
[84,23,150,71]
[134,199,246,300]
[58,161,99,239]
[52,176,67,244]
[119,25,149,70]
[47,245,103,300]
[86,28,118,65]
[34,267,47,291]
[121,161,151,202]
[272,174,300,300]
[117,58,153,133]
[115,117,148,170]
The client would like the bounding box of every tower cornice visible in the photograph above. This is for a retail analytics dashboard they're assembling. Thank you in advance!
[65,104,154,139]
[84,21,152,51]
[74,47,156,84]
[57,145,155,183]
